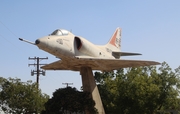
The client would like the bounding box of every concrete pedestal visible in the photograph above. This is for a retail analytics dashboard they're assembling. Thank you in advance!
[80,67,105,114]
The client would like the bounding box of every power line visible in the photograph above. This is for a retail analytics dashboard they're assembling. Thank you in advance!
[0,20,19,38]
[0,21,27,53]
[29,57,48,89]
[0,34,12,43]
[0,33,23,51]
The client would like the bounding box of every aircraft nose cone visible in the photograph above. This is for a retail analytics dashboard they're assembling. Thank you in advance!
[35,39,40,45]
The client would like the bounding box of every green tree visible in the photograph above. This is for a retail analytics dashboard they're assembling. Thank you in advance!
[0,77,49,114]
[42,87,97,114]
[94,62,180,114]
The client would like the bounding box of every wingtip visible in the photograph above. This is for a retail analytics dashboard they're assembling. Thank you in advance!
[152,61,161,65]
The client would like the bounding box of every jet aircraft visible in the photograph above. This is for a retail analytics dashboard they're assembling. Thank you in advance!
[19,27,160,71]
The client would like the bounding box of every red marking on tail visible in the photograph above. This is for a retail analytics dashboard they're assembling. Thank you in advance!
[109,30,118,47]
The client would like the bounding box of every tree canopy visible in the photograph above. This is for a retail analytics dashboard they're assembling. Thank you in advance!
[94,62,180,114]
[0,77,49,114]
[0,61,179,114]
[41,87,97,114]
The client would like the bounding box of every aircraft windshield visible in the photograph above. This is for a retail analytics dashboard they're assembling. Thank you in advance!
[50,29,69,36]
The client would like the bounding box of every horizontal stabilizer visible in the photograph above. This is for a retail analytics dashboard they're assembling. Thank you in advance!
[112,52,142,58]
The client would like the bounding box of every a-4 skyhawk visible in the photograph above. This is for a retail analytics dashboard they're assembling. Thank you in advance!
[19,27,160,71]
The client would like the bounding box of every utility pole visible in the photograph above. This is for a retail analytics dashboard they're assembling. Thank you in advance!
[29,57,48,88]
[62,83,73,87]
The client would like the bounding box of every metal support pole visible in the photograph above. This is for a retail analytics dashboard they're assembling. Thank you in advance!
[80,67,105,114]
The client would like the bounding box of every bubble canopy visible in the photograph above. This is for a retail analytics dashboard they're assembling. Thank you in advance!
[50,29,69,36]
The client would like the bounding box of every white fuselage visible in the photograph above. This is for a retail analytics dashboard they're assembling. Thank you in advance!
[36,32,114,60]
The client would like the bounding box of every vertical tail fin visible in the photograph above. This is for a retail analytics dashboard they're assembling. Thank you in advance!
[106,27,121,51]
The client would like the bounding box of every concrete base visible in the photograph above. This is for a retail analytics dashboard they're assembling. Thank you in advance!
[80,67,105,114]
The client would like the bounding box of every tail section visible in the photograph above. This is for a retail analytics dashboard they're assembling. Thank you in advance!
[104,28,142,59]
[106,27,121,51]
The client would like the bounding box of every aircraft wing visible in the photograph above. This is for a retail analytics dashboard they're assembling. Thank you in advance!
[41,60,71,70]
[41,58,160,71]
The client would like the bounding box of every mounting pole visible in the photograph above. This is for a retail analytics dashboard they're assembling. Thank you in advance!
[28,57,48,88]
[80,67,105,114]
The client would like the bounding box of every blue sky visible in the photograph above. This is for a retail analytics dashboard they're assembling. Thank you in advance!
[0,1,180,96]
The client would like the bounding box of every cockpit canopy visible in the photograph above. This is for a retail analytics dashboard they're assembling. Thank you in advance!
[50,29,69,36]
